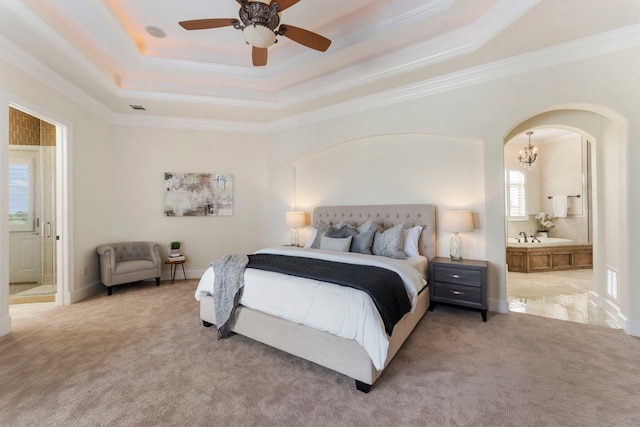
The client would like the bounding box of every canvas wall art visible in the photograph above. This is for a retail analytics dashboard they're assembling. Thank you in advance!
[164,172,233,216]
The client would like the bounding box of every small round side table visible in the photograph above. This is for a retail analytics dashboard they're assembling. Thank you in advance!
[164,257,187,283]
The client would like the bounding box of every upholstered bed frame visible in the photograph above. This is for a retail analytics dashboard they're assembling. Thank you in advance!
[199,204,436,392]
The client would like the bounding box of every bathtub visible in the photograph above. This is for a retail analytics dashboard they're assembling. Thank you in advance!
[506,237,592,272]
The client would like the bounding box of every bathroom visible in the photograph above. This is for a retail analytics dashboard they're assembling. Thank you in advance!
[504,128,592,272]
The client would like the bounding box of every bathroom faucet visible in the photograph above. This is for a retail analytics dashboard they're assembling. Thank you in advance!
[519,231,528,243]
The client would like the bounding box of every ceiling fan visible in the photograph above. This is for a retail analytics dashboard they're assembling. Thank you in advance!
[179,0,332,66]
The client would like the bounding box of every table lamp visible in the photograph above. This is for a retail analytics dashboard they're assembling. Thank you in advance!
[441,210,474,261]
[285,211,306,247]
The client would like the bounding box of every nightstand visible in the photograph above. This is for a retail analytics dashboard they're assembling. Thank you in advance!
[428,257,488,322]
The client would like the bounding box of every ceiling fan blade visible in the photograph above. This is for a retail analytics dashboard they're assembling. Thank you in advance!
[179,19,237,30]
[271,0,301,12]
[252,47,268,66]
[279,24,331,52]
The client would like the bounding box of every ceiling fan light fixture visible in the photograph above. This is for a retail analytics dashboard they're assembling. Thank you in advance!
[242,24,277,48]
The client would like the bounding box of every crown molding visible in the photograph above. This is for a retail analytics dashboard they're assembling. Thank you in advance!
[111,113,266,134]
[270,23,640,131]
[2,0,119,97]
[93,0,541,113]
[116,89,278,109]
[0,33,114,122]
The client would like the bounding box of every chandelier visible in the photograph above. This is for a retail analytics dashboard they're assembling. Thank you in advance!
[517,131,538,169]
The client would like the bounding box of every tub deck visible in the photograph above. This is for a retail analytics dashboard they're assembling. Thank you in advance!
[507,239,592,273]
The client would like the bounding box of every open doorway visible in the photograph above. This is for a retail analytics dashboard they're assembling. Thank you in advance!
[8,107,58,305]
[0,90,73,336]
[503,126,619,329]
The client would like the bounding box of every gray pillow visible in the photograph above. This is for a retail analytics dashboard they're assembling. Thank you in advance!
[310,220,332,249]
[326,224,357,239]
[372,223,407,259]
[350,230,375,254]
[357,219,381,234]
[319,235,352,252]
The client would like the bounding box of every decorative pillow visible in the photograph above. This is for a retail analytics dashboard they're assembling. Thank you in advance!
[319,235,353,252]
[350,230,375,254]
[326,224,358,239]
[372,223,407,259]
[357,219,382,234]
[403,225,423,257]
[304,228,318,248]
[310,220,332,249]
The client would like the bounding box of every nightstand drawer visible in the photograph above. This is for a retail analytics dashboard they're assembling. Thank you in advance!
[433,282,483,305]
[433,266,482,287]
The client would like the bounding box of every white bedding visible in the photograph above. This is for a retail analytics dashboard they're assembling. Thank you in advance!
[195,246,427,370]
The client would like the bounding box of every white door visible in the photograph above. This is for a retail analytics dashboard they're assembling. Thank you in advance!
[8,147,42,285]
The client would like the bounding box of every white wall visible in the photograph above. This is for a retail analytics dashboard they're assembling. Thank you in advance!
[111,126,269,279]
[540,135,583,215]
[293,133,485,258]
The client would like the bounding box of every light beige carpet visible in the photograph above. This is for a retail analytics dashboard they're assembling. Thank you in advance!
[1,280,639,426]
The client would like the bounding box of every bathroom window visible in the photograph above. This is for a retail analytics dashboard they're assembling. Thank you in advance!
[8,150,36,232]
[506,169,527,220]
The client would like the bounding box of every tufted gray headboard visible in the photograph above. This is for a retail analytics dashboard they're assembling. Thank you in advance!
[312,204,437,260]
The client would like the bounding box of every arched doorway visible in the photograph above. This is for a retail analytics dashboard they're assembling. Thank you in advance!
[502,106,628,331]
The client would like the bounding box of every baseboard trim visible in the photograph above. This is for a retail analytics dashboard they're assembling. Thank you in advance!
[69,281,102,304]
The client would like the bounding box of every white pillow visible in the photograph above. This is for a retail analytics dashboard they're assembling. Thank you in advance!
[304,228,318,248]
[319,235,353,252]
[403,226,423,257]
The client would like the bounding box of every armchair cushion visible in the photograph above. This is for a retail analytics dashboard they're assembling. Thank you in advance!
[96,241,162,292]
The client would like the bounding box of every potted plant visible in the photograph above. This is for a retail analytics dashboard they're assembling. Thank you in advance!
[170,241,181,256]
[535,212,554,238]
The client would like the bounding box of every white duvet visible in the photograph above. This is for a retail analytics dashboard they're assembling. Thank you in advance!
[195,246,427,370]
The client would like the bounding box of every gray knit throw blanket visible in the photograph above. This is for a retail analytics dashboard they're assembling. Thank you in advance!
[212,254,249,339]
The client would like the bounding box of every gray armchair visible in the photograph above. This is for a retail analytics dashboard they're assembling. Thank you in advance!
[96,241,162,295]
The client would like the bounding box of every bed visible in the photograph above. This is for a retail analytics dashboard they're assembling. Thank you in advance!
[195,204,436,392]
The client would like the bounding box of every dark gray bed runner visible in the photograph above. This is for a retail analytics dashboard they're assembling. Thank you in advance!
[247,253,410,336]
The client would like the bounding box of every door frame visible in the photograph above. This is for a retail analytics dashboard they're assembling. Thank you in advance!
[0,90,74,335]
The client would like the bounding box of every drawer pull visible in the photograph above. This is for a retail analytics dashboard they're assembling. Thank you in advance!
[450,274,461,279]
[451,290,465,295]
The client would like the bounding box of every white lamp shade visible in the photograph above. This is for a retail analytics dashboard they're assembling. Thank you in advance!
[242,25,277,48]
[441,210,474,233]
[285,211,306,228]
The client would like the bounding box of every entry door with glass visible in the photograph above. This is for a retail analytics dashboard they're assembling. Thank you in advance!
[8,114,57,299]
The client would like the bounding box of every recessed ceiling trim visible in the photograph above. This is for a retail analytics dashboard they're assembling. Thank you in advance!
[112,113,266,134]
[0,33,114,122]
[3,0,124,97]
[269,23,640,131]
[117,89,278,109]
[110,22,640,133]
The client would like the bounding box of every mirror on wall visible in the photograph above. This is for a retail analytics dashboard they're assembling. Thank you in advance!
[504,128,591,243]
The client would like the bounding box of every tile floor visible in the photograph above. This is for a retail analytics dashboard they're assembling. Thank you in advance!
[507,269,620,329]
[9,301,57,321]
[9,284,56,304]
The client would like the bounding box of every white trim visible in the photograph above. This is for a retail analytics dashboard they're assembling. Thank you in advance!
[489,297,509,315]
[0,91,74,336]
[0,33,114,123]
[0,88,11,336]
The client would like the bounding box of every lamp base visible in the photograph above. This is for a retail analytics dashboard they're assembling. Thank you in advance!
[450,232,463,261]
[290,229,299,247]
